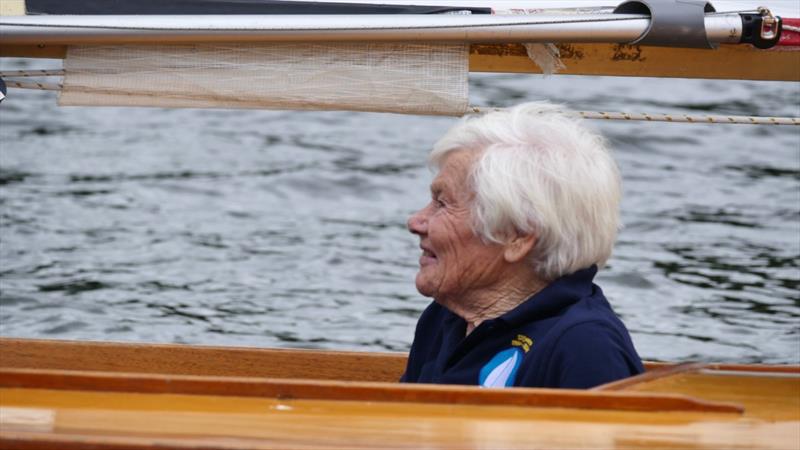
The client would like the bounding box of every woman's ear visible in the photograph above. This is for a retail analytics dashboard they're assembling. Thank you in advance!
[503,233,536,263]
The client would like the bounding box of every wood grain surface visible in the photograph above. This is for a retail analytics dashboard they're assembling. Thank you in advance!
[469,43,800,81]
[1,43,797,81]
[1,338,799,450]
[0,367,744,413]
[0,387,796,450]
[0,338,407,382]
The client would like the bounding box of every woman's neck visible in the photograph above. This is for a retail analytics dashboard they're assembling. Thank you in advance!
[457,273,547,336]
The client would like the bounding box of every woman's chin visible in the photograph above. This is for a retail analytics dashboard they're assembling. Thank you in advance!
[414,273,437,298]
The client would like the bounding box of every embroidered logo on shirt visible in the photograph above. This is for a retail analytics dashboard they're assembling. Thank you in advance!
[511,334,533,352]
[479,347,523,388]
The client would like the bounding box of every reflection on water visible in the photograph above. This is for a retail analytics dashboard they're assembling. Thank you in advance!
[0,63,798,363]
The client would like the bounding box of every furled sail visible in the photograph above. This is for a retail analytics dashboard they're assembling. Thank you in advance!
[58,43,469,115]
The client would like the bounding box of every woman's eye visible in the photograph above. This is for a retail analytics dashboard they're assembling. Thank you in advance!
[435,198,445,207]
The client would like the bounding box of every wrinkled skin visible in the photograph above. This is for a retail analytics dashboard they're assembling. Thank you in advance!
[408,150,542,329]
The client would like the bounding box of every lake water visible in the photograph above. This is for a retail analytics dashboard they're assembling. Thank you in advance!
[1,57,798,364]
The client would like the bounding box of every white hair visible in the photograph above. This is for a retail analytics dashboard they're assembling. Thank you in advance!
[430,101,621,281]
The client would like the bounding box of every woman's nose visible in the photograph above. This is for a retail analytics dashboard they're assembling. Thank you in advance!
[407,206,428,235]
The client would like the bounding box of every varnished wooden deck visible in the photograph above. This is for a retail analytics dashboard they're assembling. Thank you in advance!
[1,388,795,450]
[0,338,798,449]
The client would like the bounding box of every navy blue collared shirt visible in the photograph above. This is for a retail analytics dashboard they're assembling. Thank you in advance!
[401,266,643,389]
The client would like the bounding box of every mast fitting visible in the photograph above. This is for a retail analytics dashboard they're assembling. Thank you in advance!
[739,7,782,49]
[614,0,717,48]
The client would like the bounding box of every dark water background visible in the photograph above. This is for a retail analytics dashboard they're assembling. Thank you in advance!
[1,57,798,363]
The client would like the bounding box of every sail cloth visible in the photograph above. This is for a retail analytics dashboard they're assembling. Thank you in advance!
[58,43,469,115]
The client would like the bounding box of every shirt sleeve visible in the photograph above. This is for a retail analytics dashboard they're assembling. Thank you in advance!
[546,321,640,389]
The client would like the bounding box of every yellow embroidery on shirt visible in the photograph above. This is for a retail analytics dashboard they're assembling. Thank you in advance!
[511,334,534,353]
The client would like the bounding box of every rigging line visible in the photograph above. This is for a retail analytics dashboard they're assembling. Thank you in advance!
[0,70,65,77]
[4,83,798,125]
[710,9,770,14]
[469,107,800,125]
[3,79,62,91]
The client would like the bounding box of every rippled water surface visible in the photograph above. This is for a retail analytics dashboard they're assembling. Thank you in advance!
[1,58,798,364]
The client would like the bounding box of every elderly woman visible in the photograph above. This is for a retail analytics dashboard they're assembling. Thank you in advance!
[401,102,643,389]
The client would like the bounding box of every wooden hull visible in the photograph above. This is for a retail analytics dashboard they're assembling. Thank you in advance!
[1,338,798,449]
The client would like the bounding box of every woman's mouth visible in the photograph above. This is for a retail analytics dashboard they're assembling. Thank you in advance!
[419,247,437,266]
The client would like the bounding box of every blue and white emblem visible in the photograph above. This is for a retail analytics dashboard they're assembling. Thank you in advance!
[479,347,523,388]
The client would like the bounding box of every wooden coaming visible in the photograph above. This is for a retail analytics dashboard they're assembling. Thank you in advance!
[617,370,800,422]
[1,338,799,450]
[2,337,795,382]
[0,338,747,414]
[0,337,407,382]
[1,391,795,450]
[0,367,743,413]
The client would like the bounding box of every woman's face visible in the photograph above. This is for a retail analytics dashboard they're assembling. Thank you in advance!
[407,150,509,307]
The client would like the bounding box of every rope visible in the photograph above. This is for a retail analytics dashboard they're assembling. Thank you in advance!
[577,110,799,126]
[0,70,65,91]
[0,69,65,78]
[3,79,62,91]
[468,106,800,126]
[3,80,798,125]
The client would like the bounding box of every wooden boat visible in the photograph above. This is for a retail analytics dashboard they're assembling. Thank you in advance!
[1,1,798,448]
[1,337,798,449]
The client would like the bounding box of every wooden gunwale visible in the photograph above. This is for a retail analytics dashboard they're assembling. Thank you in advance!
[3,338,797,382]
[0,431,249,450]
[595,362,711,391]
[0,337,408,382]
[6,337,800,419]
[1,342,798,450]
[0,367,744,414]
[0,431,283,450]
